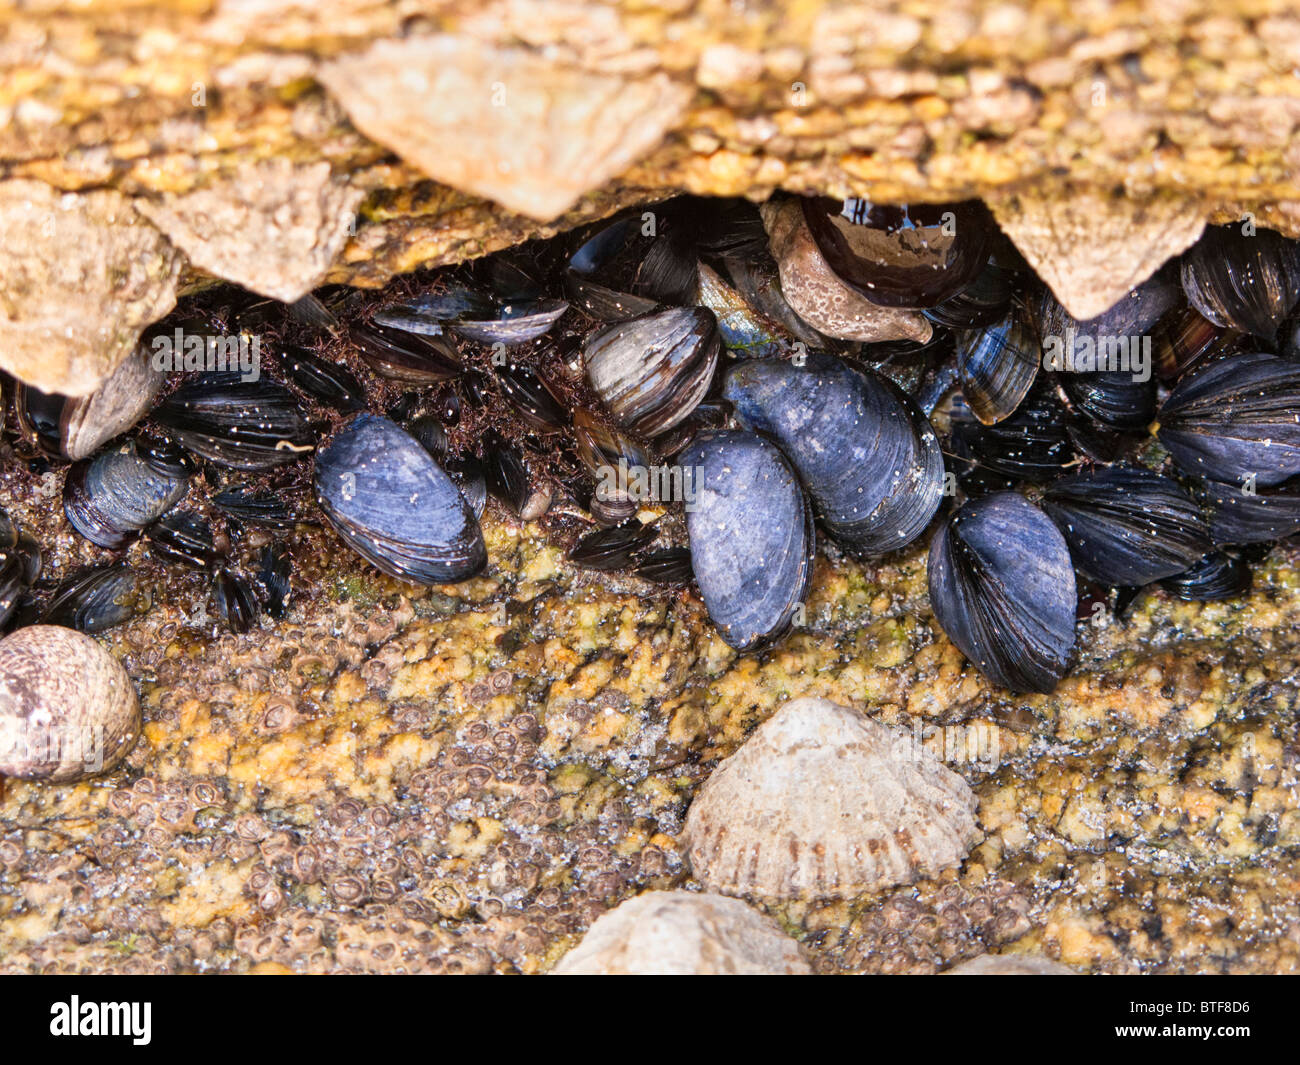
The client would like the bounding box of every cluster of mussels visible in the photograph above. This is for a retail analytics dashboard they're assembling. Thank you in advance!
[4,194,1300,696]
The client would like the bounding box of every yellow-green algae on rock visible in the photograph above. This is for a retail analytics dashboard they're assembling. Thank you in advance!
[0,500,1297,974]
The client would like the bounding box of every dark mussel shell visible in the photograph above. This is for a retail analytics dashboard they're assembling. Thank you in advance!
[718,253,830,351]
[213,568,260,634]
[922,253,1016,330]
[255,543,292,619]
[801,197,992,308]
[146,511,215,568]
[1157,351,1300,488]
[314,414,486,585]
[281,345,367,412]
[927,492,1076,694]
[371,286,495,335]
[445,455,487,520]
[1154,306,1244,384]
[565,216,660,323]
[40,563,142,633]
[406,414,448,463]
[1180,224,1300,342]
[1042,466,1212,586]
[63,440,189,549]
[449,299,569,346]
[153,372,315,471]
[573,409,654,526]
[350,322,463,384]
[1159,551,1251,601]
[211,485,296,529]
[679,430,814,652]
[1036,282,1169,431]
[0,513,40,628]
[1197,476,1300,545]
[956,309,1039,425]
[633,547,694,584]
[567,520,658,571]
[583,307,720,438]
[723,354,943,556]
[483,436,538,518]
[495,365,568,432]
[950,387,1078,492]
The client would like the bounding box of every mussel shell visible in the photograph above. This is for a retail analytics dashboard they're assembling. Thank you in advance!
[719,253,831,352]
[567,520,657,571]
[1198,476,1300,545]
[584,307,720,438]
[950,387,1078,491]
[564,271,659,323]
[695,262,786,359]
[146,511,215,568]
[572,409,654,478]
[927,492,1076,694]
[495,365,568,432]
[632,547,694,584]
[1157,351,1300,488]
[922,255,1016,329]
[63,440,189,549]
[802,197,992,308]
[210,485,296,529]
[1180,224,1300,342]
[372,287,495,335]
[1159,551,1251,601]
[282,345,367,412]
[350,322,463,384]
[153,372,315,471]
[1058,370,1156,433]
[484,437,533,517]
[445,456,487,521]
[406,414,448,463]
[1154,306,1244,384]
[957,309,1039,425]
[723,354,943,556]
[40,563,141,633]
[679,430,814,652]
[1042,466,1212,586]
[314,414,486,585]
[255,543,292,619]
[449,299,569,346]
[0,527,40,629]
[213,568,260,633]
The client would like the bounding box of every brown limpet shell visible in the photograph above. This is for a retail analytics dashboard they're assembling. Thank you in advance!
[683,697,979,900]
[0,625,140,783]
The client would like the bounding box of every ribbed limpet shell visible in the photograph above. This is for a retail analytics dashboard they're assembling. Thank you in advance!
[0,625,140,783]
[683,697,979,900]
[551,891,811,975]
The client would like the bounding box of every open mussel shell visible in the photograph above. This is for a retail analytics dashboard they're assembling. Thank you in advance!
[64,439,189,549]
[584,307,720,438]
[927,492,1076,694]
[350,321,463,384]
[153,372,315,471]
[1197,476,1300,545]
[801,197,992,308]
[281,344,367,412]
[18,341,164,461]
[723,354,943,556]
[1042,466,1212,586]
[680,430,814,652]
[1157,351,1300,488]
[956,309,1039,425]
[314,414,486,585]
[39,563,142,633]
[1159,551,1251,601]
[1180,224,1300,342]
[449,299,569,346]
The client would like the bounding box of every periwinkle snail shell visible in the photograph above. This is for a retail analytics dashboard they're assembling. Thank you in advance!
[0,625,140,783]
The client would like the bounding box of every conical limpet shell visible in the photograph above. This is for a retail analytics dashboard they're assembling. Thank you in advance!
[683,697,979,900]
[0,625,140,783]
[551,891,811,975]
[945,953,1076,975]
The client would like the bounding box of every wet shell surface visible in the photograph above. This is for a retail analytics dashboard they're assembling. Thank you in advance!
[551,890,811,975]
[0,625,140,783]
[683,697,978,900]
